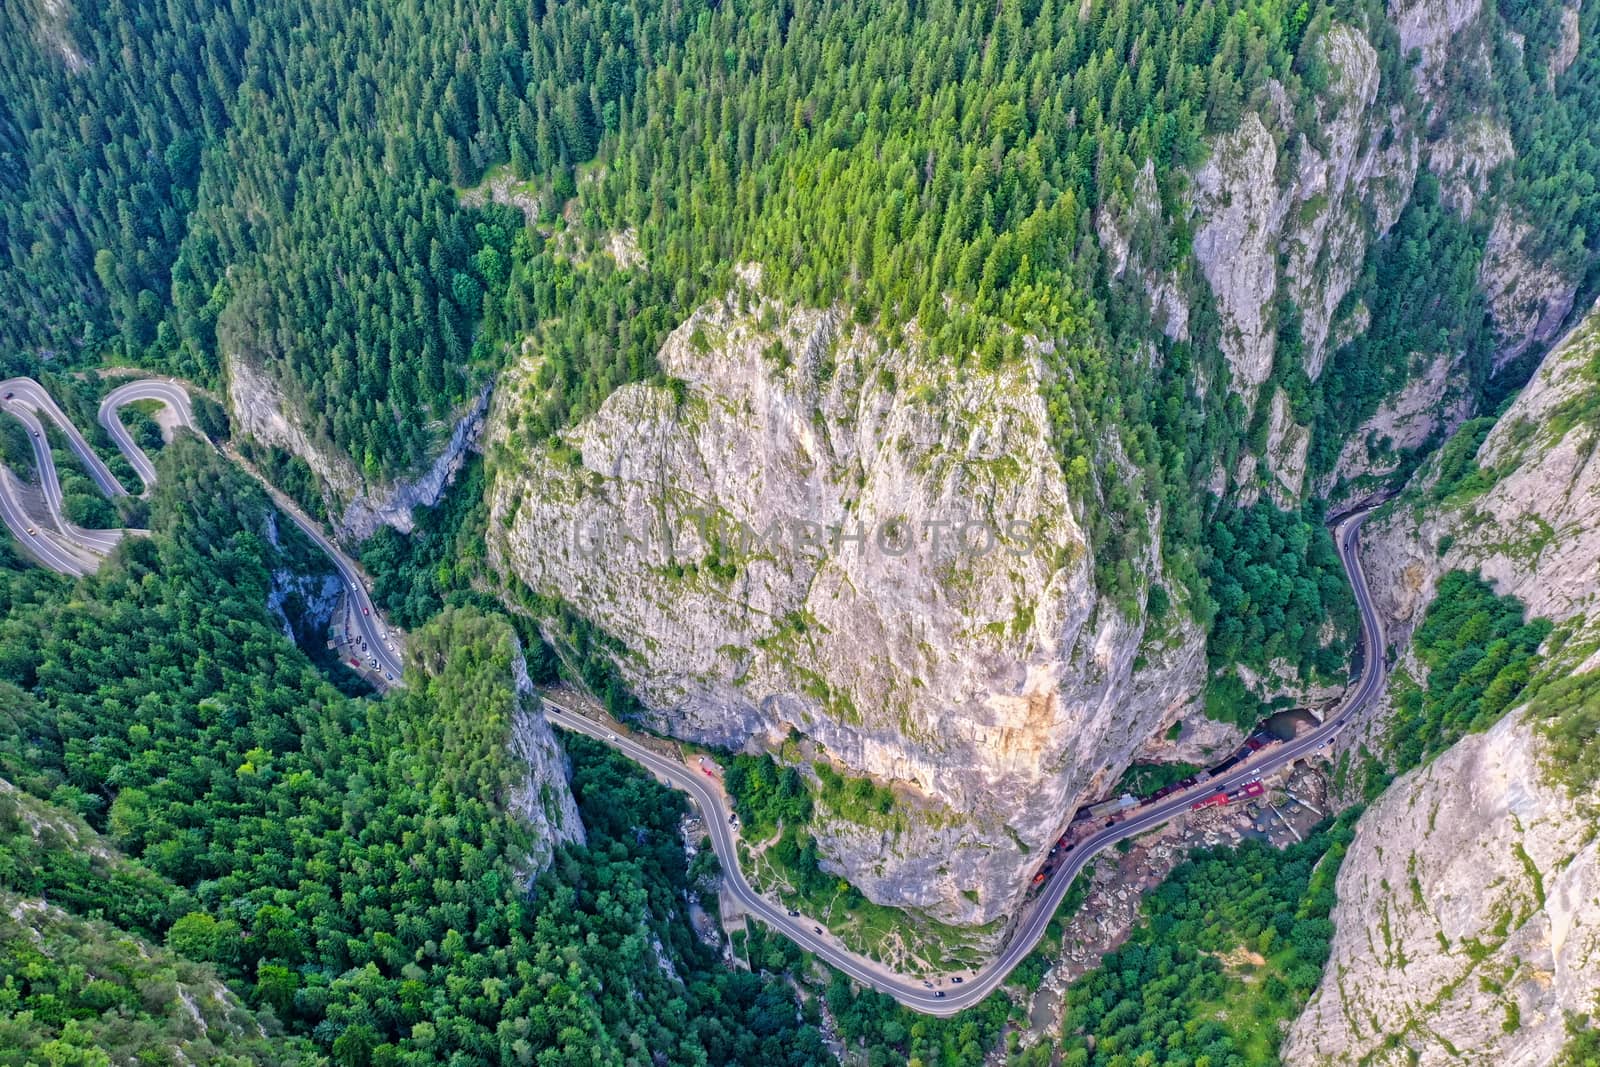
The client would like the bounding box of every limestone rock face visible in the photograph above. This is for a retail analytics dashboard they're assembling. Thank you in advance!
[1190,24,1419,407]
[1390,0,1488,89]
[1261,387,1311,506]
[1361,301,1600,636]
[267,569,341,642]
[1289,300,1600,1063]
[1133,712,1244,767]
[1190,22,1427,412]
[479,0,1590,918]
[1185,3,1577,497]
[1285,710,1600,1066]
[1553,2,1582,80]
[1281,24,1415,381]
[1192,112,1284,404]
[487,279,1206,925]
[224,352,489,540]
[1428,116,1514,217]
[1480,210,1582,371]
[1096,159,1190,343]
[1321,351,1475,503]
[508,637,586,869]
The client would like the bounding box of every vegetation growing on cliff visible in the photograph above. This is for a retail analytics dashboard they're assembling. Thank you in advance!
[8,0,1593,694]
[1498,0,1600,294]
[722,751,990,970]
[0,888,309,1065]
[725,753,815,839]
[1201,500,1357,711]
[363,457,492,628]
[1388,570,1550,774]
[724,752,869,920]
[1115,760,1205,797]
[1305,176,1498,482]
[0,780,306,1063]
[4,0,1600,1059]
[1429,416,1501,504]
[0,0,1465,544]
[1528,638,1600,799]
[1557,1003,1600,1067]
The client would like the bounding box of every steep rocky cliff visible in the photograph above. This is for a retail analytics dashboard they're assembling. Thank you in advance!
[1361,303,1600,639]
[408,608,586,872]
[1286,300,1600,1064]
[1289,710,1600,1066]
[481,0,1592,928]
[1318,351,1476,499]
[1178,0,1580,504]
[225,352,490,540]
[488,273,1205,925]
[509,635,587,867]
[1190,20,1414,408]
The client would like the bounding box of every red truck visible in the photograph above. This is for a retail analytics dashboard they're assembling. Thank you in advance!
[1190,791,1229,812]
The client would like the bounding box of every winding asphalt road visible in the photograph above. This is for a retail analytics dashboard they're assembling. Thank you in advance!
[1,376,404,681]
[99,378,193,488]
[1,374,1386,1013]
[547,506,1387,1016]
[1,376,136,574]
[250,472,405,681]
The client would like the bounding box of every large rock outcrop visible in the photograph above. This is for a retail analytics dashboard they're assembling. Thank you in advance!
[509,637,586,868]
[1287,300,1600,1064]
[1391,0,1492,92]
[408,609,586,872]
[1190,23,1417,408]
[487,274,1206,925]
[1361,301,1600,636]
[1288,710,1600,1066]
[1185,0,1581,497]
[1281,24,1415,382]
[1480,210,1582,371]
[1320,351,1475,501]
[1191,112,1285,404]
[480,4,1593,928]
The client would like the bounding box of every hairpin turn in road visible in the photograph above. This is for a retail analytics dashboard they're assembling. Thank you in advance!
[0,376,404,683]
[1,375,1386,1015]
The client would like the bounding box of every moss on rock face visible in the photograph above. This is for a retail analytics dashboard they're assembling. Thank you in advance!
[487,283,1208,927]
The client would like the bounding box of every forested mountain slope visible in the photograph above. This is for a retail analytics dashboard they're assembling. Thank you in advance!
[6,0,1599,931]
[0,778,312,1063]
[0,439,834,1063]
[4,0,1595,517]
[482,0,1600,926]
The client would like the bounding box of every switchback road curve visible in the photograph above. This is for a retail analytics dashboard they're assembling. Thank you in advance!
[1,376,1386,1014]
[548,506,1387,1016]
[1,376,136,574]
[0,376,403,681]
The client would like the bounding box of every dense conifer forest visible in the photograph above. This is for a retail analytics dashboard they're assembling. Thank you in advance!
[4,0,1600,1062]
[7,0,1596,661]
[0,440,832,1063]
